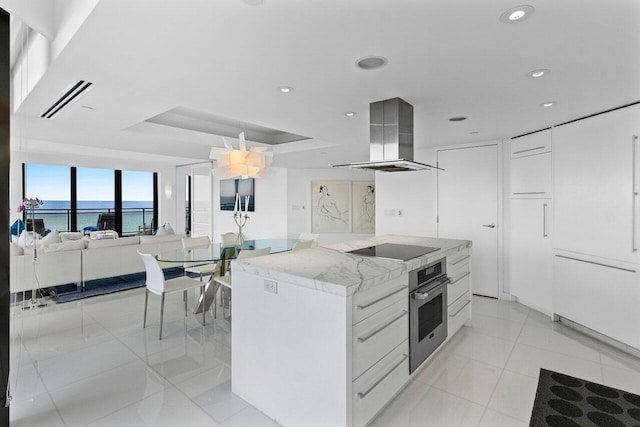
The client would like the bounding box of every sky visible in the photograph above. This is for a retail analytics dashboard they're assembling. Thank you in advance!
[25,164,154,201]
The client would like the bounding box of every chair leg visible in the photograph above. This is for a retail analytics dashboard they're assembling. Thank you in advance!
[159,293,165,340]
[213,283,218,319]
[184,290,187,316]
[202,285,206,325]
[143,289,149,328]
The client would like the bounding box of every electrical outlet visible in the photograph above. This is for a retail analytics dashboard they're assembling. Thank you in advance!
[264,280,278,294]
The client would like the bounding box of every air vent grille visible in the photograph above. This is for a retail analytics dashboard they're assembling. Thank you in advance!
[40,80,93,119]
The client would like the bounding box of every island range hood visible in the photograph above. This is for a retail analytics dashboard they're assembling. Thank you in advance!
[332,97,441,172]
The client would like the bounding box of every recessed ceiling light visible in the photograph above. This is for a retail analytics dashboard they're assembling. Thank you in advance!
[278,86,294,93]
[449,116,467,122]
[527,69,550,78]
[499,5,535,23]
[540,101,557,107]
[344,112,357,117]
[356,56,388,70]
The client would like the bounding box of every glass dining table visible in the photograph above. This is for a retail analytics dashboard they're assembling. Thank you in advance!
[156,238,299,315]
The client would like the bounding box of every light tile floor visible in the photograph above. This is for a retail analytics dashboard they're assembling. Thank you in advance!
[8,291,640,426]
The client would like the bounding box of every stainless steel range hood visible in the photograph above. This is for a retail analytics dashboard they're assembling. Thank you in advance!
[332,97,441,172]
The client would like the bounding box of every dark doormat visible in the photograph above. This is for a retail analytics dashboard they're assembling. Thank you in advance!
[530,368,640,426]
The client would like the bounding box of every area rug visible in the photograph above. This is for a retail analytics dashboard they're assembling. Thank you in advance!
[42,268,195,303]
[530,368,640,426]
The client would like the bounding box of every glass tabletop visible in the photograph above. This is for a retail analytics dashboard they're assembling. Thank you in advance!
[156,238,300,263]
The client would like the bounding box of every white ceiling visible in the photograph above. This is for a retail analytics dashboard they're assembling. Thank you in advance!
[10,0,640,168]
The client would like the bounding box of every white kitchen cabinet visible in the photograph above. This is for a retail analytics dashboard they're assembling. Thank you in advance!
[352,298,408,380]
[510,199,553,314]
[510,152,552,197]
[553,104,640,264]
[553,252,640,349]
[510,129,551,158]
[231,237,472,427]
[446,245,472,336]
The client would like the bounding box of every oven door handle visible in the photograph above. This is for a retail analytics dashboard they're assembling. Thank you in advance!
[412,277,450,300]
[413,291,430,300]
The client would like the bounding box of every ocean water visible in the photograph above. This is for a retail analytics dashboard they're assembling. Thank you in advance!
[28,200,153,234]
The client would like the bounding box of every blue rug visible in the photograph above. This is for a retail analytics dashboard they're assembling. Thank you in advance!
[42,267,195,303]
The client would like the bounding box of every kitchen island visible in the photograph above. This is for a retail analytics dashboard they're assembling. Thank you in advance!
[231,234,472,427]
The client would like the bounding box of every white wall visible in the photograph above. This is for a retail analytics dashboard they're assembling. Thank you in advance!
[52,0,99,59]
[11,28,50,112]
[287,168,375,245]
[375,147,438,238]
[10,150,177,231]
[212,167,288,241]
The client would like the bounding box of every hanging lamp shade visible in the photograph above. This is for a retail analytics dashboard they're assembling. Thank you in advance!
[210,132,273,179]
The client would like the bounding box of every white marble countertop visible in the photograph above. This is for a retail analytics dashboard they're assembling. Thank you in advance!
[233,234,471,297]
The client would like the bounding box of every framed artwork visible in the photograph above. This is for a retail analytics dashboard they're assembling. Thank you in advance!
[220,178,254,211]
[311,181,351,233]
[352,181,375,233]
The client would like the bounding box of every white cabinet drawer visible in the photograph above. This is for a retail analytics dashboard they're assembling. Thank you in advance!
[447,248,470,271]
[447,250,470,276]
[353,340,409,427]
[553,253,640,349]
[510,129,552,158]
[352,298,408,380]
[448,292,471,337]
[448,270,471,306]
[510,153,552,198]
[352,275,408,325]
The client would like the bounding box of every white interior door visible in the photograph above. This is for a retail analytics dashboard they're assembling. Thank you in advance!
[191,163,213,238]
[437,145,499,298]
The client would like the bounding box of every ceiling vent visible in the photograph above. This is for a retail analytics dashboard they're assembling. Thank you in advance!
[40,80,93,119]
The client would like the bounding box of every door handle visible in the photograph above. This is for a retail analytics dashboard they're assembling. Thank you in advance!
[482,224,496,229]
[543,203,548,238]
[633,136,639,252]
[413,291,430,300]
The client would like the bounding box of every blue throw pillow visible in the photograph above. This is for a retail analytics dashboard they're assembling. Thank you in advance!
[10,219,25,236]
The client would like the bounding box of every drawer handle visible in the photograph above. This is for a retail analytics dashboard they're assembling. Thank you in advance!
[555,255,636,273]
[450,255,470,266]
[512,192,546,195]
[513,146,546,155]
[357,354,408,399]
[357,286,408,310]
[449,299,471,317]
[358,311,408,343]
[450,271,470,285]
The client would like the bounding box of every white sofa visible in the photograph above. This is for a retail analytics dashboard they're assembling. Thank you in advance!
[10,232,185,293]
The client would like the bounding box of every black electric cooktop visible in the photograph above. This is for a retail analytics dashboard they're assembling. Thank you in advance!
[346,243,440,261]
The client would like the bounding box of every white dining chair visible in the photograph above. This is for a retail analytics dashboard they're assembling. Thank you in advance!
[181,236,217,280]
[182,236,222,318]
[138,251,207,339]
[220,232,239,247]
[298,232,319,247]
[214,246,272,318]
[292,239,314,251]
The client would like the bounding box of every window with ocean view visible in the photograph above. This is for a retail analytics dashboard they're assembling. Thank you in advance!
[77,167,115,232]
[122,170,154,234]
[25,164,71,232]
[23,163,158,236]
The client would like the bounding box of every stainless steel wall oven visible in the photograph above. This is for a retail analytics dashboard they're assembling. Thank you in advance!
[409,257,449,373]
